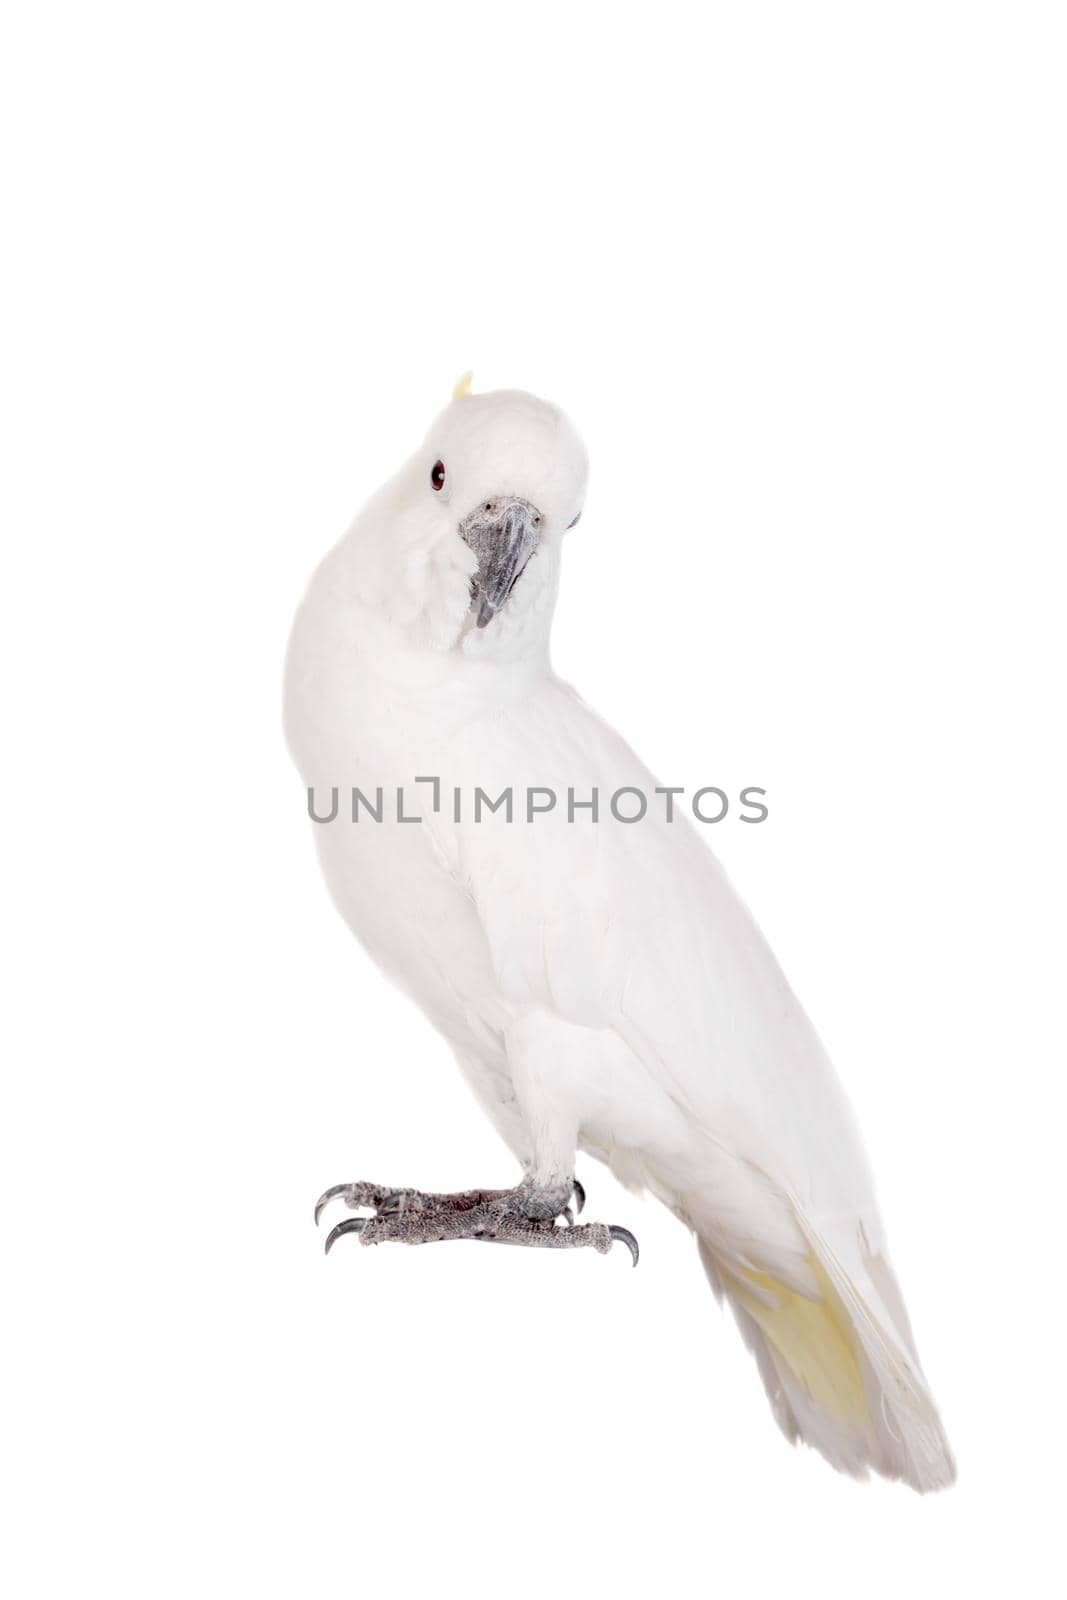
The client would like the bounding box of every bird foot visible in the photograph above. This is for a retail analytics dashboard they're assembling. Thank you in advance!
[313,1175,637,1265]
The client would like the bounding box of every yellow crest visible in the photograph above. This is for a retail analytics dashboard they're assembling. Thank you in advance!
[451,370,473,401]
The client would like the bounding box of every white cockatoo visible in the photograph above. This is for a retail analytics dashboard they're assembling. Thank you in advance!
[285,377,955,1492]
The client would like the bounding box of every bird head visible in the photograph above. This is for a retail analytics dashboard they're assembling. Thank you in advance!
[342,379,588,655]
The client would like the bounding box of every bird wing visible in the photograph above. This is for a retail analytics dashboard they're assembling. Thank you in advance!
[448,674,874,1227]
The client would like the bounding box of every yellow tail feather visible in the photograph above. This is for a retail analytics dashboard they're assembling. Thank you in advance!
[703,1231,956,1490]
[723,1259,873,1434]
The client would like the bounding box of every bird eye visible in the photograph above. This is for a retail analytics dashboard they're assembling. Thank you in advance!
[431,460,446,491]
[567,510,582,529]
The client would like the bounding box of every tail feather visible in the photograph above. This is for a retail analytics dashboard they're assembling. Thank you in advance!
[699,1213,956,1492]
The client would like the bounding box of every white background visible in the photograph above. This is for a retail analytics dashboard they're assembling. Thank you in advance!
[3,4,1064,1595]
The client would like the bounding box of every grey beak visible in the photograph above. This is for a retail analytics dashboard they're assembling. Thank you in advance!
[458,497,544,628]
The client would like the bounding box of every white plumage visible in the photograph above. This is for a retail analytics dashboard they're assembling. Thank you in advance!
[284,383,955,1492]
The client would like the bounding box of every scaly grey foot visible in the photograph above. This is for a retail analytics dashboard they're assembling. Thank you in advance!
[313,1175,637,1265]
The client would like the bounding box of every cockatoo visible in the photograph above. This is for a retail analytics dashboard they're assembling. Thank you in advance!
[284,377,955,1492]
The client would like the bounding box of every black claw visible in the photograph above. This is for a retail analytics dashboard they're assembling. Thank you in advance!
[324,1216,369,1255]
[609,1225,639,1267]
[572,1178,586,1216]
[314,1183,352,1227]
